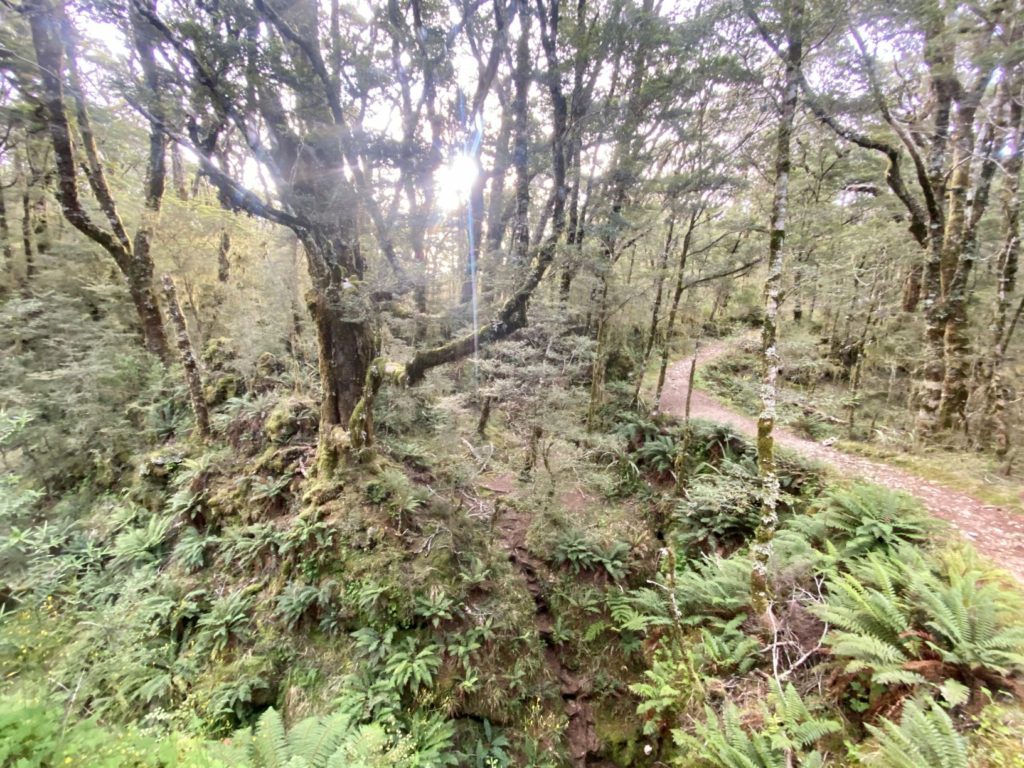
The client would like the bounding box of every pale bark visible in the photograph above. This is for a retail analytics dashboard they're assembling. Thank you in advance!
[746,0,803,615]
[982,70,1023,454]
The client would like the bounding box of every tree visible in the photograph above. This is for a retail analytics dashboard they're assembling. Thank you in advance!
[745,0,804,614]
[16,0,171,361]
[118,0,593,469]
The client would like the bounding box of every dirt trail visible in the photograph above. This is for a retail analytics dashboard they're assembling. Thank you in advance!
[659,338,1024,583]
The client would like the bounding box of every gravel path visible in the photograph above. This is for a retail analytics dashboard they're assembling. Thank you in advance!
[659,338,1024,583]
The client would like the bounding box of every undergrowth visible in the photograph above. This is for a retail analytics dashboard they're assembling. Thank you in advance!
[2,329,1023,767]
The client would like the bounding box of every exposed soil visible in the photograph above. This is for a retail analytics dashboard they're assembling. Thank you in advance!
[659,337,1024,584]
[484,482,602,766]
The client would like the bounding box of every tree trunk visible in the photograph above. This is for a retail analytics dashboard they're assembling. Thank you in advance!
[901,263,922,311]
[161,274,210,439]
[632,211,675,405]
[217,229,232,283]
[982,74,1023,453]
[20,187,33,287]
[25,0,171,361]
[508,6,532,268]
[299,226,377,471]
[0,183,11,294]
[170,142,189,200]
[749,0,802,616]
[654,215,697,404]
[586,281,611,430]
[484,111,513,262]
[938,83,1001,430]
[914,15,961,435]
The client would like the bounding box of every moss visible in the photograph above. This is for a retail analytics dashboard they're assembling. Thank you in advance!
[204,372,242,407]
[201,337,237,370]
[255,352,284,379]
[206,477,247,523]
[265,397,318,444]
[138,448,185,481]
[593,699,648,766]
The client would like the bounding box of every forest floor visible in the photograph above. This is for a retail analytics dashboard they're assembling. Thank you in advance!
[660,337,1024,583]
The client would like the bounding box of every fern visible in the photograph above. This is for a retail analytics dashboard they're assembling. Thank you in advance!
[384,637,442,693]
[909,555,1024,678]
[554,531,631,581]
[414,588,458,628]
[699,615,759,675]
[675,459,761,555]
[634,434,679,477]
[681,682,840,768]
[276,581,320,628]
[172,526,217,572]
[856,696,967,768]
[240,707,374,768]
[815,546,1024,693]
[804,482,933,557]
[110,514,174,571]
[630,647,704,736]
[196,590,252,652]
[607,589,673,635]
[221,523,282,568]
[674,554,752,623]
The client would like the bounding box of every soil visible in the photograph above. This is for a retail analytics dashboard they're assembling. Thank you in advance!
[659,337,1024,584]
[487,483,603,766]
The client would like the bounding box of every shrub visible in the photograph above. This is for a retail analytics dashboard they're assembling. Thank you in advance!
[675,459,760,555]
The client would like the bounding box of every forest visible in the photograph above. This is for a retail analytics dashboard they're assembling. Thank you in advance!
[1,0,1024,765]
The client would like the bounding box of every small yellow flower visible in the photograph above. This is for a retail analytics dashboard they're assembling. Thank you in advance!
[64,758,72,764]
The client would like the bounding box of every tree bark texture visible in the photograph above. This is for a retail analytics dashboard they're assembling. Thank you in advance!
[161,274,210,439]
[750,0,802,615]
[25,0,170,361]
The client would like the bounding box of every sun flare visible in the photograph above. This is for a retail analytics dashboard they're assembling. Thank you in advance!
[435,153,479,212]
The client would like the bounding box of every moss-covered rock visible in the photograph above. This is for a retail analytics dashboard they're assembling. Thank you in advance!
[265,397,318,444]
[593,699,649,766]
[139,448,185,481]
[204,372,243,408]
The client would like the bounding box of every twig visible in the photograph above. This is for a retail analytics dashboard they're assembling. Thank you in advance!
[778,622,829,681]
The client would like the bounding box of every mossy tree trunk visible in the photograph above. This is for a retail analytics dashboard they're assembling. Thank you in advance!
[0,180,14,295]
[937,79,1002,430]
[746,0,803,616]
[161,275,210,439]
[24,0,171,362]
[982,69,1023,455]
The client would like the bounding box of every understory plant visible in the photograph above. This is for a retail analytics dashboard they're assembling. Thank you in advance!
[679,681,841,768]
[814,547,1024,699]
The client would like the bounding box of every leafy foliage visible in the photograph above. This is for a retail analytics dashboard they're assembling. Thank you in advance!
[806,483,934,557]
[554,530,631,581]
[856,696,967,768]
[681,681,841,768]
[814,548,1024,691]
[675,458,761,555]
